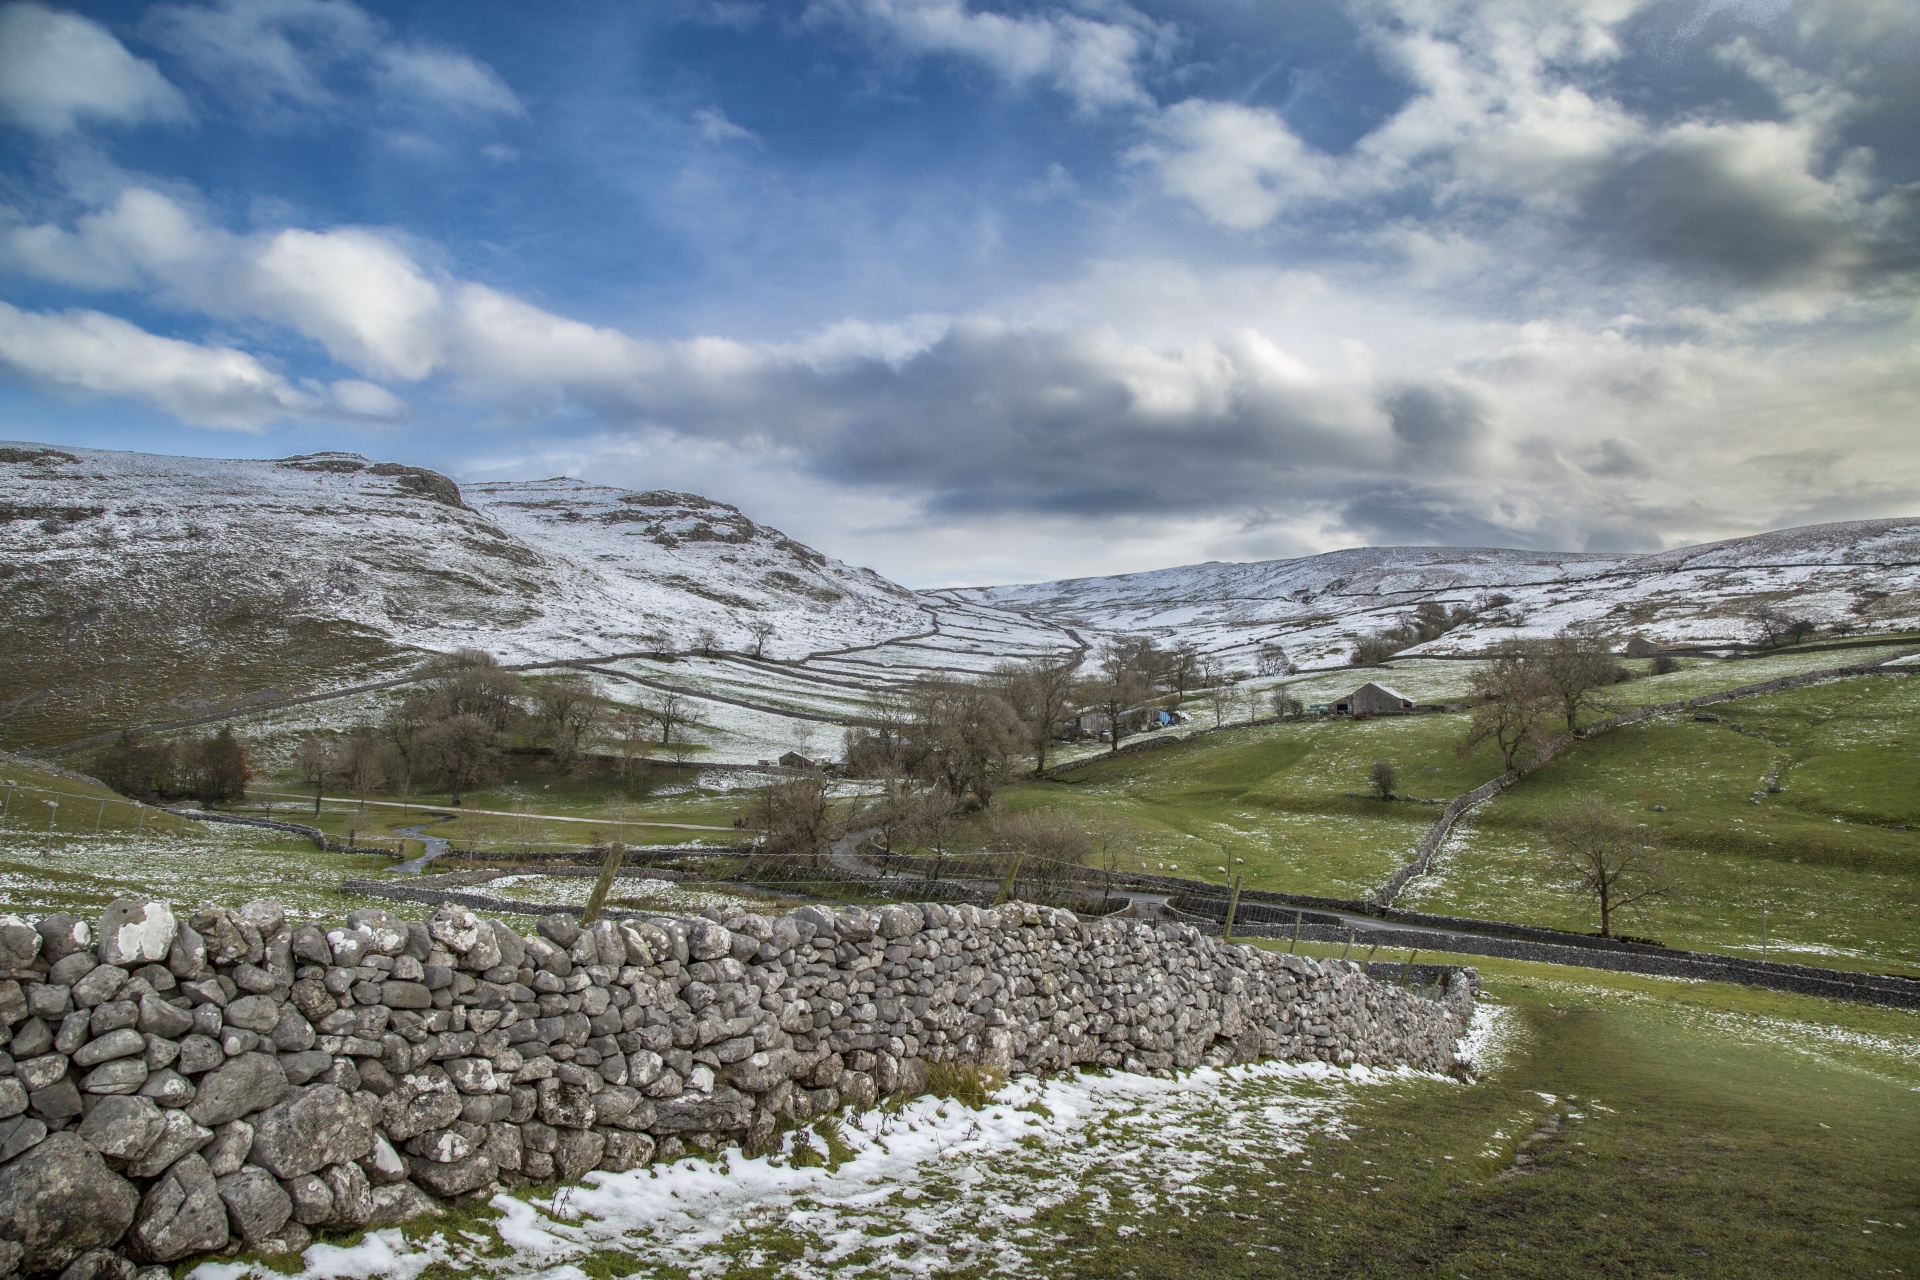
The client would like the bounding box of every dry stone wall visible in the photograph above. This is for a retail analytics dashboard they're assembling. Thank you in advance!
[0,897,1477,1278]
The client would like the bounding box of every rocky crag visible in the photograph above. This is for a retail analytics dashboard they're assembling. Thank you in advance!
[0,897,1477,1277]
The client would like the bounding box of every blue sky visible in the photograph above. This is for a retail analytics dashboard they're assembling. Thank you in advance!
[0,0,1915,585]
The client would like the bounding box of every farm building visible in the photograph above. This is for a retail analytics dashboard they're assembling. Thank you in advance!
[778,751,818,769]
[1332,682,1415,716]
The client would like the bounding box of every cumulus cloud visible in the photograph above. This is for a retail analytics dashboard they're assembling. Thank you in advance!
[0,3,190,134]
[816,0,1160,112]
[0,301,395,429]
[144,0,522,121]
[1138,0,1919,302]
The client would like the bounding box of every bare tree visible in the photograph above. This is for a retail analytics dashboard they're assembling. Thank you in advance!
[1271,690,1305,719]
[645,690,705,748]
[1748,603,1814,649]
[1369,759,1398,800]
[749,775,835,865]
[1543,799,1671,938]
[994,655,1080,774]
[294,734,331,817]
[745,618,776,658]
[1089,821,1136,911]
[421,649,522,735]
[1256,643,1293,676]
[1529,632,1624,732]
[337,727,382,811]
[379,695,430,802]
[535,672,603,769]
[907,676,1020,806]
[1168,643,1204,700]
[1085,637,1163,753]
[908,789,963,880]
[695,626,719,657]
[1459,654,1556,772]
[1203,661,1234,729]
[609,704,653,779]
[421,713,498,806]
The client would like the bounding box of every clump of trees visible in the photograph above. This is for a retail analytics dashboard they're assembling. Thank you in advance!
[93,727,248,805]
[1543,798,1671,938]
[1458,631,1626,771]
[1748,603,1816,649]
[1351,601,1478,666]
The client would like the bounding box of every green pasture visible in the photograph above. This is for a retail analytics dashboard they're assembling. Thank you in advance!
[977,712,1507,898]
[1402,672,1920,972]
[0,757,396,918]
[1033,952,1920,1280]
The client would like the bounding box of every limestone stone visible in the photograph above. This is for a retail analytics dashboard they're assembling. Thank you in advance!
[222,996,280,1035]
[70,967,129,1010]
[131,1152,227,1262]
[248,1084,374,1179]
[366,1181,438,1227]
[75,1095,165,1161]
[137,1069,195,1108]
[97,902,176,970]
[320,1161,372,1228]
[135,994,193,1040]
[215,1165,290,1244]
[186,1052,287,1127]
[0,1133,140,1275]
[124,1110,214,1179]
[408,1150,495,1197]
[0,1115,48,1164]
[282,1173,331,1227]
[203,1120,253,1178]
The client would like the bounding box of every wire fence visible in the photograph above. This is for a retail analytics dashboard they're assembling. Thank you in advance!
[0,778,205,842]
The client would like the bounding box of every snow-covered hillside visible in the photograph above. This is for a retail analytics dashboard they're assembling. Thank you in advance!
[0,442,926,665]
[5,437,1914,759]
[952,520,1920,667]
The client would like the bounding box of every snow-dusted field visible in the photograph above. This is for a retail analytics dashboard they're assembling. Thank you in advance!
[191,1010,1513,1280]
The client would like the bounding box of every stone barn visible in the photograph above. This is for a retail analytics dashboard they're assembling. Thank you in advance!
[1332,682,1415,717]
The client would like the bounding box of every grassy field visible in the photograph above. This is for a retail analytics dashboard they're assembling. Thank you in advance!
[979,712,1508,898]
[257,954,1920,1280]
[1402,671,1920,972]
[1022,951,1920,1280]
[0,758,399,919]
[241,750,775,858]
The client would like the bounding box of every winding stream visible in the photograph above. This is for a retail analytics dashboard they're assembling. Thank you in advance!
[392,814,457,874]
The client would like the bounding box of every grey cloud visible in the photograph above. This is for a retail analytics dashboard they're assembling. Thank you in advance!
[1338,484,1667,554]
[617,321,1388,517]
[1382,383,1486,471]
[1580,437,1653,479]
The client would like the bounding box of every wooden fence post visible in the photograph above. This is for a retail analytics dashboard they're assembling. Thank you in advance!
[1223,875,1242,943]
[996,854,1024,906]
[582,841,625,924]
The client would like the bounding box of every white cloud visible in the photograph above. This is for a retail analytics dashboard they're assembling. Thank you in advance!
[0,187,214,289]
[819,0,1158,112]
[693,106,758,145]
[375,45,523,117]
[249,228,445,380]
[145,0,521,121]
[0,301,411,429]
[1138,101,1335,229]
[0,301,314,429]
[0,3,190,134]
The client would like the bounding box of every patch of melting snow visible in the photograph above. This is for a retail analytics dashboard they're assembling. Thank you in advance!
[237,1051,1485,1280]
